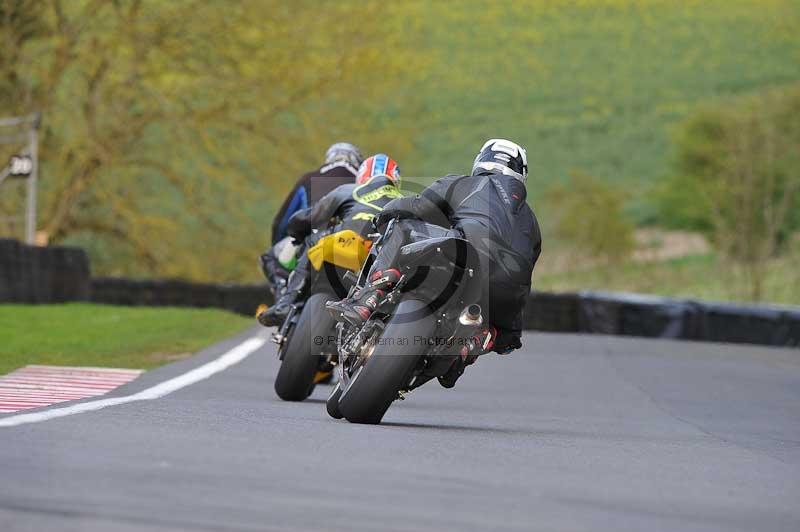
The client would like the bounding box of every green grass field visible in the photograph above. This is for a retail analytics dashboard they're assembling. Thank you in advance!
[535,251,800,305]
[0,304,251,376]
[397,0,800,221]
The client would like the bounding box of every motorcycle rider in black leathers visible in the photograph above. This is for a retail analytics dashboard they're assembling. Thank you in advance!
[258,154,403,326]
[260,142,362,291]
[327,139,542,387]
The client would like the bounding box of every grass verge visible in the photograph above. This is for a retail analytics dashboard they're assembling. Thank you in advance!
[0,303,252,376]
[535,253,800,305]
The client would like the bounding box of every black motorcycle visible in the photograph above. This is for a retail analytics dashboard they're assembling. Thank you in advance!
[326,218,486,424]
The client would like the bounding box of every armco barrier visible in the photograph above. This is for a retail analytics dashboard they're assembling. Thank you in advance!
[84,285,800,347]
[576,291,700,339]
[523,291,580,332]
[695,301,800,346]
[2,238,798,347]
[571,291,800,347]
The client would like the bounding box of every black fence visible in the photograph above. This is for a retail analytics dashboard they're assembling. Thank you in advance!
[89,277,271,317]
[0,238,90,303]
[524,290,800,347]
[2,239,799,347]
[0,238,271,317]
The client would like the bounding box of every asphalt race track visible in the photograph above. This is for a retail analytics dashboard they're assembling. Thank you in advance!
[1,328,799,532]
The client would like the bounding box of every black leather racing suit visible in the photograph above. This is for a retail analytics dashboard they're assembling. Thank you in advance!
[282,175,403,302]
[373,171,542,353]
[287,175,402,241]
[272,161,358,244]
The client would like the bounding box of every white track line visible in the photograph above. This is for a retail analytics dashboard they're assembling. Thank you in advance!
[0,336,266,428]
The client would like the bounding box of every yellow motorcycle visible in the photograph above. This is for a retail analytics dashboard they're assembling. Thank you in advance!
[270,229,372,401]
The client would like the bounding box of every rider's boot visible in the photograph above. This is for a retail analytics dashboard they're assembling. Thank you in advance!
[326,268,401,327]
[257,272,305,327]
[438,326,496,389]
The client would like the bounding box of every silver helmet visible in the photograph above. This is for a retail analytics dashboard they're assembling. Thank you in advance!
[325,142,363,169]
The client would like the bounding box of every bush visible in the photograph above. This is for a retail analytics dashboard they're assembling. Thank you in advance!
[657,84,800,300]
[545,171,635,267]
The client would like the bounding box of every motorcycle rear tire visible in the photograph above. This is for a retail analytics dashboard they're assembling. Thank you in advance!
[338,299,436,424]
[274,292,336,401]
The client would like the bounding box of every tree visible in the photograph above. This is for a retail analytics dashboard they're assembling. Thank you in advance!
[660,85,800,301]
[0,0,47,107]
[1,0,422,281]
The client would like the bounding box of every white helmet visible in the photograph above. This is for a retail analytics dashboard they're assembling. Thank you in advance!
[471,138,528,183]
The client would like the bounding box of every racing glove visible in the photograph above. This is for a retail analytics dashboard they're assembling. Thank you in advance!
[373,210,402,232]
[492,328,522,355]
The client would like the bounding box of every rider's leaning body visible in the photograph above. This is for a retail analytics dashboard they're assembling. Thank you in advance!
[287,176,402,242]
[258,154,403,327]
[261,143,362,290]
[271,143,363,245]
[327,139,541,387]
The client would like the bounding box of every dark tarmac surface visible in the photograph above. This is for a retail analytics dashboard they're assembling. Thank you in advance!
[2,329,798,531]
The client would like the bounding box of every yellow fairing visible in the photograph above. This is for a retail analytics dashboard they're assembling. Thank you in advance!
[307,230,372,272]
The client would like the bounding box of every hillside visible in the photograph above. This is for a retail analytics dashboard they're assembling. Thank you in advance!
[2,0,798,283]
[396,0,800,221]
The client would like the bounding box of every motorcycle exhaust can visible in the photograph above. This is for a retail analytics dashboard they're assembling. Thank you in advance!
[459,304,483,327]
